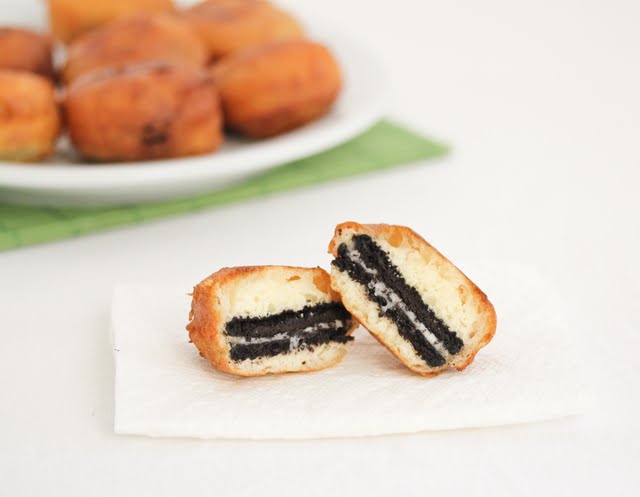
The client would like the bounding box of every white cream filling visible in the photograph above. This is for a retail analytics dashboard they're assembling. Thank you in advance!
[226,320,346,351]
[348,247,450,359]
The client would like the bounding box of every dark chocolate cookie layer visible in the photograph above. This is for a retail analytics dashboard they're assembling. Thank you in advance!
[226,302,351,338]
[230,338,291,362]
[226,302,354,362]
[332,234,463,367]
[229,328,353,362]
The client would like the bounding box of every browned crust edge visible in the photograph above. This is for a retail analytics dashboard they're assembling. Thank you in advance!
[328,222,497,377]
[186,265,357,377]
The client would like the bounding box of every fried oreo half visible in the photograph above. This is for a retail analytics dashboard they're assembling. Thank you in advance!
[328,222,497,376]
[187,266,356,376]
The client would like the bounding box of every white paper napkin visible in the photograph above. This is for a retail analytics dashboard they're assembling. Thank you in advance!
[112,261,591,440]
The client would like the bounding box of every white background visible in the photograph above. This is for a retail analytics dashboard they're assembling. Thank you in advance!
[1,0,639,495]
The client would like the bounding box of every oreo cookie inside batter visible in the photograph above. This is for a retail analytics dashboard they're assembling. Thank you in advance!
[226,302,354,362]
[332,234,463,367]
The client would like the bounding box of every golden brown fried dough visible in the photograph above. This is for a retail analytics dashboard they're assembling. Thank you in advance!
[0,28,54,79]
[183,0,303,61]
[47,0,175,43]
[0,70,61,162]
[63,63,223,162]
[212,40,341,138]
[63,14,207,84]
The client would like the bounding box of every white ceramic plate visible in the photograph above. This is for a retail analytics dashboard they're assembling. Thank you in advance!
[0,10,387,206]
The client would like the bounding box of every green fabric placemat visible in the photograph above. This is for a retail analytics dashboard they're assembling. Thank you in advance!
[0,120,448,251]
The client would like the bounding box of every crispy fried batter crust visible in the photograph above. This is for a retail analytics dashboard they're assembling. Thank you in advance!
[63,13,207,84]
[328,222,497,377]
[0,70,61,162]
[0,28,54,79]
[47,0,175,43]
[63,63,223,161]
[183,0,303,61]
[212,40,341,138]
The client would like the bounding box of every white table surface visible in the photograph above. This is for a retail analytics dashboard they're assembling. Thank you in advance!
[1,0,639,495]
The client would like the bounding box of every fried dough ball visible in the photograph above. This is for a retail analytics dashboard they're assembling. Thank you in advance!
[63,14,207,84]
[0,71,61,162]
[0,28,54,79]
[63,63,223,162]
[212,40,341,138]
[47,0,175,43]
[183,0,303,61]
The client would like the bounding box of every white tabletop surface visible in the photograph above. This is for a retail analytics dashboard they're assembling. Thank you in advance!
[1,0,639,495]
